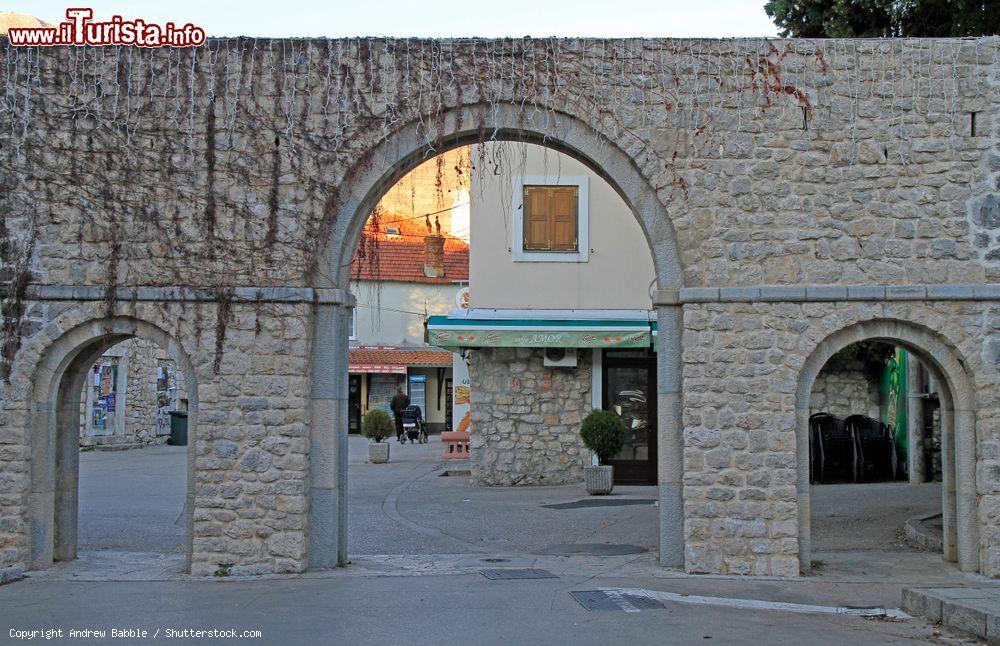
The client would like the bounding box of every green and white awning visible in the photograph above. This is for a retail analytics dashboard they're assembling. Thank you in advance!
[427,316,652,349]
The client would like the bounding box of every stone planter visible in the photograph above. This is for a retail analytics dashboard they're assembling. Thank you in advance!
[368,441,390,464]
[584,465,614,495]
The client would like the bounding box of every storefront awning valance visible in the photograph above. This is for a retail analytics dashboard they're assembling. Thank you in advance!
[427,316,651,349]
[349,363,407,374]
[348,348,454,374]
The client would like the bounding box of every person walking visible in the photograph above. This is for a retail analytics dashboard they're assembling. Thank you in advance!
[390,387,410,442]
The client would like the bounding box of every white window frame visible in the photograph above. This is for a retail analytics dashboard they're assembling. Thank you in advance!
[512,175,589,263]
[348,307,358,341]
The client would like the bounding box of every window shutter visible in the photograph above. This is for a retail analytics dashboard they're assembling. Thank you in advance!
[523,186,550,250]
[522,185,579,253]
[550,187,578,251]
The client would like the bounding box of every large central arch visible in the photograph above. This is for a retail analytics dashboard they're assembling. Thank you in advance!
[306,103,686,568]
[794,318,980,574]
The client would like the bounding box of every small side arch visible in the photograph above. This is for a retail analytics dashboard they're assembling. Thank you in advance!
[794,318,979,574]
[26,316,199,571]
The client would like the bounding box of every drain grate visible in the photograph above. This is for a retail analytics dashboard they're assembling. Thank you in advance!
[570,590,666,613]
[480,568,557,580]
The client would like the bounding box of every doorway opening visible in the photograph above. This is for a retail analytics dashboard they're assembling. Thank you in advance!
[602,348,658,485]
[28,319,197,574]
[797,321,979,578]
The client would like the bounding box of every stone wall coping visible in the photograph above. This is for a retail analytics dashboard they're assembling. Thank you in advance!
[18,282,1000,307]
[651,284,1000,305]
[16,284,356,306]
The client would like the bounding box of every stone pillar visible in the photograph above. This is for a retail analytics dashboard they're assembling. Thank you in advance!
[907,357,926,483]
[308,302,352,569]
[940,400,957,562]
[795,407,811,574]
[54,366,88,562]
[955,406,979,572]
[28,398,54,569]
[656,304,683,568]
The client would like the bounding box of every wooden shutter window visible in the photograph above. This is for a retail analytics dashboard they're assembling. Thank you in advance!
[522,185,579,252]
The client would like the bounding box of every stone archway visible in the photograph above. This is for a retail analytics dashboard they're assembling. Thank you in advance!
[794,319,979,574]
[26,317,198,571]
[306,103,686,568]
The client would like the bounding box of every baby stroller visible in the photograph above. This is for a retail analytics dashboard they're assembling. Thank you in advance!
[400,404,428,444]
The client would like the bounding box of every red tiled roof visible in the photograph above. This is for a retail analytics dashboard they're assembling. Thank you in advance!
[350,213,469,284]
[349,348,454,367]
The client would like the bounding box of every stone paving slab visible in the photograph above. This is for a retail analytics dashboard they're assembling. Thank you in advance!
[903,586,1000,644]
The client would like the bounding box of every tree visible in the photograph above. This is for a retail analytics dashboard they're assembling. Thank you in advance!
[764,0,999,37]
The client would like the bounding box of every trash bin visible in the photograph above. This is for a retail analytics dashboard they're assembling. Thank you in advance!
[168,411,188,446]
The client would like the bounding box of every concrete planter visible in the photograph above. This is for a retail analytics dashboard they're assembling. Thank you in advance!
[584,465,614,495]
[368,441,390,464]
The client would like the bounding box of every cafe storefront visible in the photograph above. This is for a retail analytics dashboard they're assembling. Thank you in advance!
[427,314,659,485]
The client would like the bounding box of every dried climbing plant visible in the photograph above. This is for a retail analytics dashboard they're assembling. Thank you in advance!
[0,37,994,380]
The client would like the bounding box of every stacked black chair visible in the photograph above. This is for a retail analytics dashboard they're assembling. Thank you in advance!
[845,415,898,482]
[809,413,857,483]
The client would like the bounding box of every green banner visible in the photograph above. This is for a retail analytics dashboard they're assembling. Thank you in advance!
[881,347,908,454]
[428,328,649,348]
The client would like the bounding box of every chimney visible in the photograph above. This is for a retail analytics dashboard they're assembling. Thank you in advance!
[424,233,445,278]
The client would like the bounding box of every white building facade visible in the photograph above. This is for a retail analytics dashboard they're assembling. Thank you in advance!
[430,142,659,484]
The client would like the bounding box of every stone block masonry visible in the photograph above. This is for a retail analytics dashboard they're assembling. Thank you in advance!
[0,36,998,577]
[469,348,592,486]
[682,300,998,576]
[809,364,880,419]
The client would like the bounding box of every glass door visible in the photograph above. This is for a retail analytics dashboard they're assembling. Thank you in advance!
[603,349,657,485]
[348,375,362,434]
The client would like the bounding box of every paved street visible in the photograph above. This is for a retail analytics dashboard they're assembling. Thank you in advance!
[78,446,187,554]
[811,481,941,552]
[347,435,658,556]
[0,439,981,645]
[75,438,941,559]
[0,567,982,646]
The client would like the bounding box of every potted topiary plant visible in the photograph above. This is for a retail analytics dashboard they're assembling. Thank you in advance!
[363,409,394,463]
[580,409,627,495]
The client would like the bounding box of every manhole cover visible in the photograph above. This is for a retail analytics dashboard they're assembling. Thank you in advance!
[543,498,656,510]
[480,568,557,580]
[570,590,665,613]
[538,543,648,556]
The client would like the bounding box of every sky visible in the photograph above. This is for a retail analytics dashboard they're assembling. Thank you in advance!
[7,0,780,38]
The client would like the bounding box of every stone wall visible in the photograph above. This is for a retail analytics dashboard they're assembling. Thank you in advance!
[1,39,995,298]
[469,348,591,486]
[682,300,1000,576]
[123,338,160,443]
[809,365,880,419]
[0,37,998,579]
[0,300,313,577]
